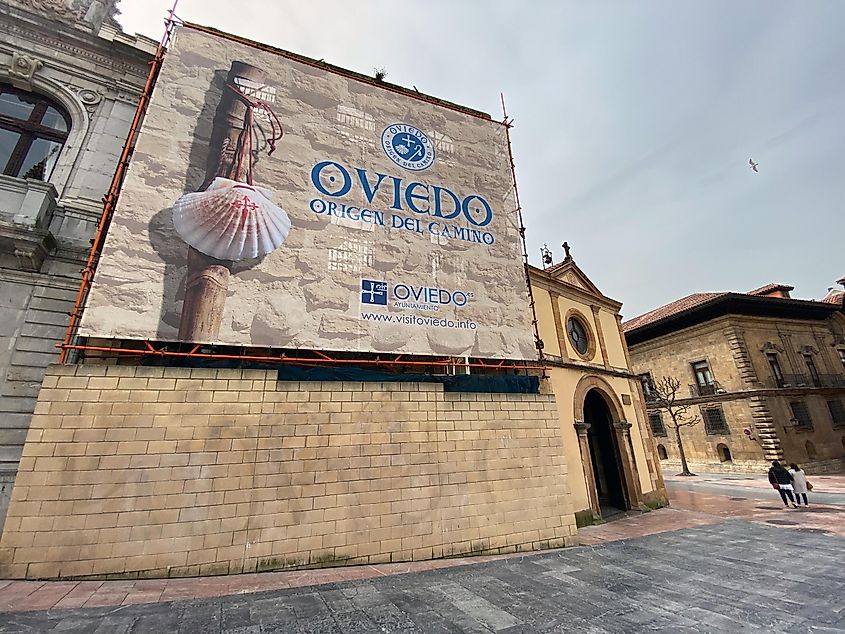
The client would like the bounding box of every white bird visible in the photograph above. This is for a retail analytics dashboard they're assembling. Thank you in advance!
[749,159,759,173]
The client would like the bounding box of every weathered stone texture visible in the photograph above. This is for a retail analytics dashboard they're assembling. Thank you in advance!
[0,365,576,579]
[630,313,845,473]
[0,3,156,527]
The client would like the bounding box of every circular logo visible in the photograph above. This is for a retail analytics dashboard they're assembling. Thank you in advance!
[381,123,435,171]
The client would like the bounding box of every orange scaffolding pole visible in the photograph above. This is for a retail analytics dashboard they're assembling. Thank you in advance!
[59,2,180,363]
[60,343,544,371]
[501,95,547,377]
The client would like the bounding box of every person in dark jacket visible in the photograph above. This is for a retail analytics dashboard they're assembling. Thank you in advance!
[768,460,797,508]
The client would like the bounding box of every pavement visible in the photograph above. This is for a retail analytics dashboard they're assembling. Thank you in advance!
[0,473,842,632]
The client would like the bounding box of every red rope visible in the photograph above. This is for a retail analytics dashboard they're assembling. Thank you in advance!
[226,81,284,185]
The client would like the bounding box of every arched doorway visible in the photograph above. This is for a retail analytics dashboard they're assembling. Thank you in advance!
[657,444,668,460]
[716,444,732,463]
[584,389,628,514]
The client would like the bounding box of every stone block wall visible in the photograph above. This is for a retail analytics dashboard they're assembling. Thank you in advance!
[0,365,576,579]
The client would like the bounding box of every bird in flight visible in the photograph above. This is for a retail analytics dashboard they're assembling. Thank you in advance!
[749,159,759,173]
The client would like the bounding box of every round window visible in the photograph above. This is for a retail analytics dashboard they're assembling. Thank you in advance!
[567,316,589,355]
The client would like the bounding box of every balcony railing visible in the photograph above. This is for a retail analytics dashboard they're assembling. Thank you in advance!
[688,381,723,397]
[818,374,845,388]
[766,374,845,389]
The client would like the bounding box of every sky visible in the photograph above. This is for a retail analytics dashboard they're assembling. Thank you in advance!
[117,0,845,319]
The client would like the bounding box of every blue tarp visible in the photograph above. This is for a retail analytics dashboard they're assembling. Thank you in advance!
[272,364,540,394]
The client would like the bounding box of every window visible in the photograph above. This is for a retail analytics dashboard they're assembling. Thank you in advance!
[716,443,732,463]
[648,412,667,437]
[839,349,845,370]
[766,353,784,387]
[0,84,69,181]
[566,316,589,356]
[657,444,668,460]
[702,406,729,435]
[692,360,715,395]
[803,354,821,387]
[789,401,813,430]
[827,400,845,428]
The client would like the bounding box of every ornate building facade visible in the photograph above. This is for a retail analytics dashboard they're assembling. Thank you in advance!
[530,251,667,523]
[624,281,845,474]
[0,0,155,524]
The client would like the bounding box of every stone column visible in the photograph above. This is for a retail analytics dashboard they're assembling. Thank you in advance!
[574,421,599,515]
[613,420,643,508]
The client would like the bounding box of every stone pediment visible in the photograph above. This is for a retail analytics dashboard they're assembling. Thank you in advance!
[547,260,603,298]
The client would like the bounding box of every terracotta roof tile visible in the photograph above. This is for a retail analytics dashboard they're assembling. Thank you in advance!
[746,283,794,296]
[622,293,723,332]
[821,290,844,305]
[624,280,842,333]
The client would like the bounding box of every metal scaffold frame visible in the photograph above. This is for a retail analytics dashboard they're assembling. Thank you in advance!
[57,5,547,375]
[59,1,181,364]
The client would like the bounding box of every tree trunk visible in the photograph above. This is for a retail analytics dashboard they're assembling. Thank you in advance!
[674,423,696,476]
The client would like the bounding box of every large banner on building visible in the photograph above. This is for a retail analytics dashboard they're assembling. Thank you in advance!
[79,25,537,360]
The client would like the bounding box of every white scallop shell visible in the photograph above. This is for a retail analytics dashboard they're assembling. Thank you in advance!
[172,177,291,261]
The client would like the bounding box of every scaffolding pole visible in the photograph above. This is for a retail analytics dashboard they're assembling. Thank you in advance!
[59,1,181,363]
[501,94,548,377]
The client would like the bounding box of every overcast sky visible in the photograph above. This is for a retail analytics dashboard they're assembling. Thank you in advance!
[118,0,844,318]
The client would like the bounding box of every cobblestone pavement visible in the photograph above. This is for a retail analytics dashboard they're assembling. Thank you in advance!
[0,520,843,633]
[665,473,845,505]
[665,475,845,538]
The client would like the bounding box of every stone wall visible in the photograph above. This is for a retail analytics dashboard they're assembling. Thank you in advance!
[629,313,845,470]
[0,365,577,579]
[0,2,156,529]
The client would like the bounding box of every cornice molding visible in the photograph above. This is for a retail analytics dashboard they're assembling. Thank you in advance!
[1,16,151,82]
[544,355,636,380]
[0,266,81,291]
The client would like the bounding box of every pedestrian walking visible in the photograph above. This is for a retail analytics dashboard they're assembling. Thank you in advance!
[768,460,797,508]
[788,463,811,507]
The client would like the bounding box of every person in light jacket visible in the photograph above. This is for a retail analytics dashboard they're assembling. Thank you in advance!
[767,460,797,508]
[789,463,809,507]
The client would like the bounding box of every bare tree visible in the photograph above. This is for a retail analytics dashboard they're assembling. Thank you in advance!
[649,376,700,476]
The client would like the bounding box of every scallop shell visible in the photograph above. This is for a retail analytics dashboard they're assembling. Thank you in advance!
[172,177,291,261]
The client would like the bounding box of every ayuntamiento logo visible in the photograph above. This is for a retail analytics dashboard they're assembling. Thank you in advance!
[381,123,435,172]
[361,280,388,305]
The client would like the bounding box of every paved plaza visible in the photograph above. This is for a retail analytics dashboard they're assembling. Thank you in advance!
[0,474,843,633]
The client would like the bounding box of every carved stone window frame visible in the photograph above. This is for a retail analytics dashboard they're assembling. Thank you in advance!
[1,59,91,193]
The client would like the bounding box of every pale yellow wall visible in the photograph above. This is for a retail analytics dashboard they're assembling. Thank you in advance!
[607,375,655,494]
[531,286,561,357]
[547,367,590,514]
[557,296,605,365]
[547,369,658,507]
[599,310,628,370]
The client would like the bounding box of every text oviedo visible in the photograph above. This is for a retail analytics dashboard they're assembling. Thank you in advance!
[308,161,497,245]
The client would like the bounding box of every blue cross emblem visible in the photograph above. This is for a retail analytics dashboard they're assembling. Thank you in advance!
[361,280,388,305]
